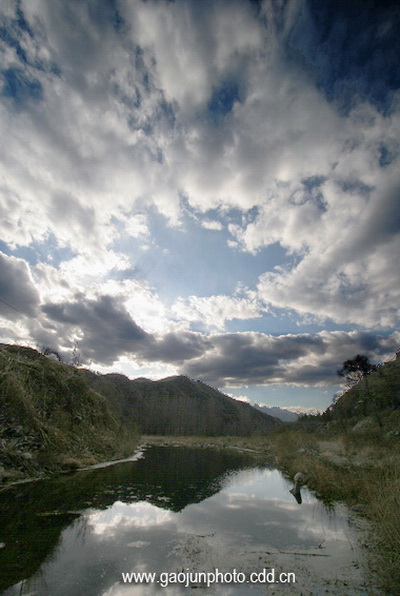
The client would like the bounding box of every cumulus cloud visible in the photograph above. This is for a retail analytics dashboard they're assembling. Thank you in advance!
[182,330,400,388]
[172,290,265,329]
[254,165,400,327]
[42,294,150,365]
[0,252,40,319]
[0,0,399,401]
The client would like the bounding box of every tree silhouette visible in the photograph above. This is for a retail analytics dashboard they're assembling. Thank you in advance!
[337,354,376,387]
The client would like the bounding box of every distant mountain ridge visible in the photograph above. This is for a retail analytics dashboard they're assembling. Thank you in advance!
[254,404,299,422]
[84,372,282,436]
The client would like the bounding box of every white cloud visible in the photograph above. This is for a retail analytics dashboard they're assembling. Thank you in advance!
[172,290,264,329]
[1,0,399,399]
[200,219,223,231]
[126,0,261,116]
[228,393,252,404]
[283,406,319,415]
[123,213,150,240]
[90,501,173,536]
[101,278,172,335]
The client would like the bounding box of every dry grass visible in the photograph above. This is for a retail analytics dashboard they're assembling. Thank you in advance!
[0,344,140,481]
[144,430,400,593]
[366,460,400,593]
[266,428,400,593]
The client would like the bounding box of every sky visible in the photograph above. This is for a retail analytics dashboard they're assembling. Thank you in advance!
[0,0,399,413]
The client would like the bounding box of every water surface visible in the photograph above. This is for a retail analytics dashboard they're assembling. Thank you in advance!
[0,445,369,595]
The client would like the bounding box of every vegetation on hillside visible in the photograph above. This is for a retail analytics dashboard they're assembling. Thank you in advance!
[266,352,400,594]
[0,344,139,482]
[0,342,280,484]
[330,353,400,424]
[84,371,281,436]
[0,342,399,591]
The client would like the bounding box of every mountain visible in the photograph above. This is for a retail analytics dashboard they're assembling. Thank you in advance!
[254,404,299,422]
[84,372,282,436]
[0,343,281,484]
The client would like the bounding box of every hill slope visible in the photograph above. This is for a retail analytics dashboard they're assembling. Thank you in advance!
[327,352,400,422]
[0,344,139,481]
[0,344,281,483]
[85,373,281,436]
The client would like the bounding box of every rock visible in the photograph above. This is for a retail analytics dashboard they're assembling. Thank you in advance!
[293,472,305,487]
[290,473,305,505]
[22,452,33,460]
[352,417,375,433]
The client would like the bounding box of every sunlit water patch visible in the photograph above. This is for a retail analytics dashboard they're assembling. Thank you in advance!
[0,446,371,595]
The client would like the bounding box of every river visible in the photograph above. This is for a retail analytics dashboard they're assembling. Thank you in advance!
[0,445,371,595]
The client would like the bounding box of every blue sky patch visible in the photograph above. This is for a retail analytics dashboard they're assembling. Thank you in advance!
[207,79,241,124]
[2,67,43,105]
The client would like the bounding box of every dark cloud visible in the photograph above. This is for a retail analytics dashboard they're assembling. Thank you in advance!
[182,330,399,387]
[41,294,212,367]
[42,294,150,365]
[38,291,397,385]
[142,331,212,364]
[0,251,40,319]
[182,332,319,386]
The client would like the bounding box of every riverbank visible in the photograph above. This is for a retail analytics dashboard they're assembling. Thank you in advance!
[1,431,397,592]
[270,428,400,595]
[2,429,399,592]
[143,431,400,594]
[0,444,370,596]
[0,425,141,486]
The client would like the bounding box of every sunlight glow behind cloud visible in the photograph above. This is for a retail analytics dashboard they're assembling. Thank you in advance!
[1,0,399,410]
